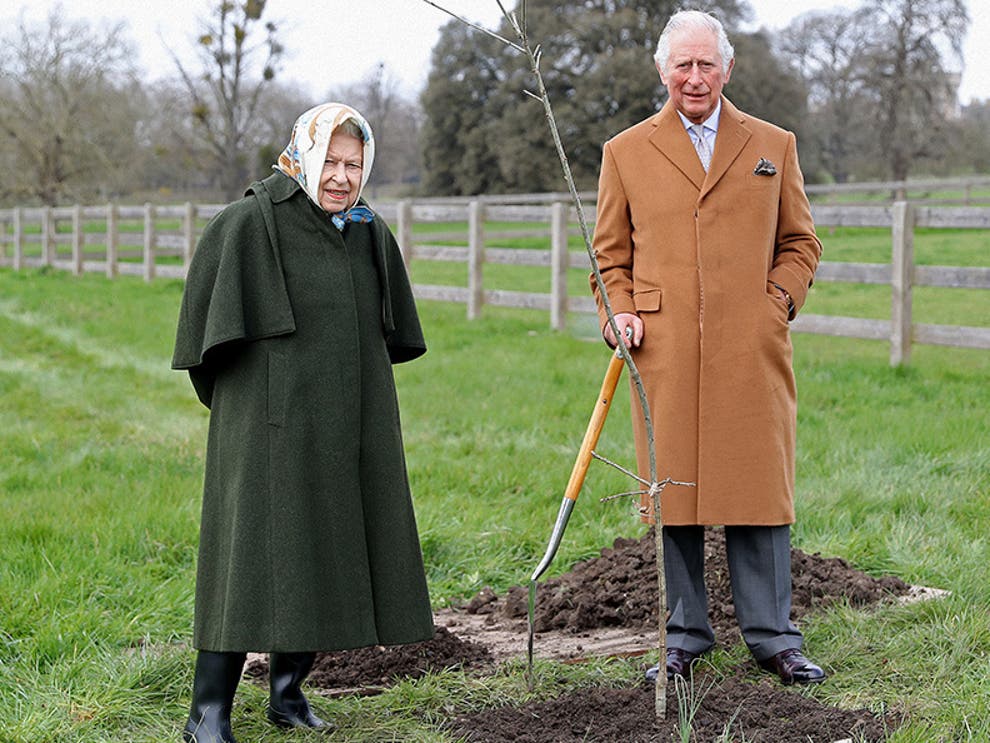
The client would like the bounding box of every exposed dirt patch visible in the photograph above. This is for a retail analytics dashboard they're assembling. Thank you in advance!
[268,528,923,740]
[244,626,493,695]
[475,528,912,645]
[438,527,919,663]
[448,678,899,742]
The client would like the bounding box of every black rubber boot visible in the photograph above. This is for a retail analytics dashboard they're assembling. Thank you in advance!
[182,650,246,743]
[266,652,332,732]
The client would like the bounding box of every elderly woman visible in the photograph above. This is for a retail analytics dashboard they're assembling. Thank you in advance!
[172,103,433,742]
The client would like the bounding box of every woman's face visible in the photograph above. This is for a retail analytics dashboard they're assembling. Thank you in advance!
[319,132,364,213]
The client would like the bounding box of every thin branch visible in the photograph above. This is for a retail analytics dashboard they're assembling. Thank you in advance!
[419,0,524,52]
[599,489,650,503]
[591,450,651,487]
[508,13,658,491]
[419,0,673,720]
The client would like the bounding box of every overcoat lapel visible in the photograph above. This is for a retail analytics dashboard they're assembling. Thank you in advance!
[647,103,706,191]
[700,97,751,200]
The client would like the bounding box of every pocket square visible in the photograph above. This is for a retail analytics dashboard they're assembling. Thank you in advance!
[754,158,777,176]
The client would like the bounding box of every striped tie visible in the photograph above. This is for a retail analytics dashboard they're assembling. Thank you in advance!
[692,124,711,172]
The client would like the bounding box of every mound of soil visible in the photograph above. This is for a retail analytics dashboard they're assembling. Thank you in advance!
[272,529,914,741]
[468,528,911,647]
[245,626,492,691]
[449,678,898,742]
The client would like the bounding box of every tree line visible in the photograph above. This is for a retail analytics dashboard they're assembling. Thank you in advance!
[1,0,986,207]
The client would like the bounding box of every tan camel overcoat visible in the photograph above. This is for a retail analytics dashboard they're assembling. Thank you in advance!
[591,96,821,526]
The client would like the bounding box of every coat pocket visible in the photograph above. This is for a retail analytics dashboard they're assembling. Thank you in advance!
[267,352,286,427]
[633,288,662,313]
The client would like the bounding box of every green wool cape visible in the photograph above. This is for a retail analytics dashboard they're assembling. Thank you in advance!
[172,172,434,652]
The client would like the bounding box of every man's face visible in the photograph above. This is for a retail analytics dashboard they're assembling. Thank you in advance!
[657,27,733,124]
[319,132,363,213]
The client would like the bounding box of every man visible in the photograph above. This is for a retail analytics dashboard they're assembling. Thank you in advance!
[590,10,824,686]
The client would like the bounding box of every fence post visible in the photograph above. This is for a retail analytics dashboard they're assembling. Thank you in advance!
[890,201,914,366]
[550,201,569,331]
[42,206,54,266]
[106,203,118,279]
[72,204,83,276]
[143,202,156,282]
[396,200,413,270]
[13,207,23,271]
[467,200,485,320]
[183,202,195,270]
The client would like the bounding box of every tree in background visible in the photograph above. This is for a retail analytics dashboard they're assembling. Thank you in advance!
[169,0,284,201]
[724,30,809,159]
[779,9,873,183]
[136,79,226,198]
[134,77,310,201]
[781,0,967,183]
[486,1,680,193]
[864,0,967,183]
[420,20,506,195]
[249,81,316,184]
[418,0,812,195]
[0,8,142,206]
[954,100,990,174]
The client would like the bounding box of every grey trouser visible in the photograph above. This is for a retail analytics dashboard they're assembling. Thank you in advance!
[663,524,803,662]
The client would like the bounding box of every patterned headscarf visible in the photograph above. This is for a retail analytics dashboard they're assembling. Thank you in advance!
[274,103,376,228]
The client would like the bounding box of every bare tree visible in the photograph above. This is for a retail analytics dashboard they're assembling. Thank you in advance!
[134,79,221,199]
[0,7,141,205]
[781,0,967,184]
[864,0,968,184]
[169,0,284,201]
[420,0,700,722]
[954,99,990,174]
[249,81,317,181]
[780,9,873,182]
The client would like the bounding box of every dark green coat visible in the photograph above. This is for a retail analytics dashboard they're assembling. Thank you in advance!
[172,172,433,652]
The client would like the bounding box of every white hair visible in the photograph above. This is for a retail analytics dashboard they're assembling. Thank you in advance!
[654,10,734,76]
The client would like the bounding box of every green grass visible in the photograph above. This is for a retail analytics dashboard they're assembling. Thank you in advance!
[807,185,990,205]
[814,226,989,266]
[0,267,989,740]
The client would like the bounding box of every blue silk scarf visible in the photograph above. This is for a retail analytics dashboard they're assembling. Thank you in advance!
[331,205,375,231]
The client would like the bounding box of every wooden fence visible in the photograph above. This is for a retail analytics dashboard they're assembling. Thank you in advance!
[794,202,990,365]
[804,175,990,205]
[1,197,988,366]
[0,203,224,281]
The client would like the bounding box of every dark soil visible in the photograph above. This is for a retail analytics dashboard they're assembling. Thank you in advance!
[469,527,911,648]
[244,625,493,690]
[269,528,912,740]
[449,678,899,742]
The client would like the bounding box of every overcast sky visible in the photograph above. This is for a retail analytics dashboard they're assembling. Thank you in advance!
[3,0,988,104]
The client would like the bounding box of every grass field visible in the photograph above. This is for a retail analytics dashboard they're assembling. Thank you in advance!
[0,265,988,741]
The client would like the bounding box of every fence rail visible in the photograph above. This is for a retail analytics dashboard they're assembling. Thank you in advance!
[365,175,990,207]
[1,195,988,366]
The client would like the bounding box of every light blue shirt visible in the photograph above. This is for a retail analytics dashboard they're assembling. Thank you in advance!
[677,100,721,159]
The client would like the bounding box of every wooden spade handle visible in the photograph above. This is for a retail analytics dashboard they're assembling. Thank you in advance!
[563,351,625,502]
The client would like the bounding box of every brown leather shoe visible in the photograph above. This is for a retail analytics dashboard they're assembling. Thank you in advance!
[758,648,826,685]
[645,647,700,683]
